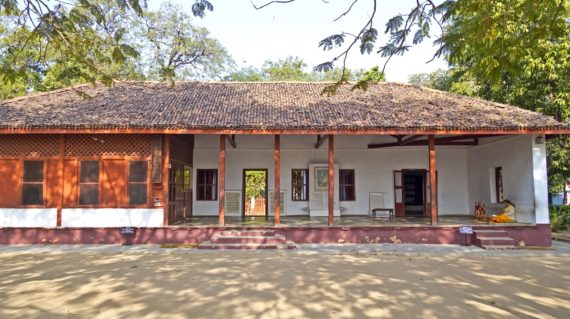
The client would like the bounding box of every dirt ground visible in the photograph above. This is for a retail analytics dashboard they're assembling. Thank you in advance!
[0,248,569,319]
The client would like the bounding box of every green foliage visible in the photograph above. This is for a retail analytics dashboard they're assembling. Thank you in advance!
[135,2,232,81]
[223,56,366,82]
[359,66,385,83]
[547,137,570,192]
[550,205,570,232]
[408,69,454,91]
[244,171,266,200]
[0,1,230,98]
[262,56,309,81]
[409,0,569,194]
[445,0,568,85]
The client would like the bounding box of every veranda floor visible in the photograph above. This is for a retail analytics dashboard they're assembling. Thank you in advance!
[171,215,532,227]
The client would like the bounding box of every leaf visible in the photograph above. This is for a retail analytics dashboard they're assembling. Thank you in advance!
[313,62,334,73]
[351,80,369,92]
[318,34,345,51]
[120,44,140,58]
[360,28,378,54]
[385,15,403,34]
[192,0,214,18]
[114,28,126,43]
[413,29,424,45]
[112,46,125,63]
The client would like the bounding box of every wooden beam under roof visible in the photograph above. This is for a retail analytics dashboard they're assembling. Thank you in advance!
[226,134,236,148]
[315,134,328,148]
[368,135,484,148]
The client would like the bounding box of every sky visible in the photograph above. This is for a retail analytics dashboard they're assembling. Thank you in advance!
[149,0,448,82]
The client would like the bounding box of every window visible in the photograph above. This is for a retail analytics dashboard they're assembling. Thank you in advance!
[197,169,217,200]
[79,161,100,205]
[22,161,44,205]
[339,169,355,201]
[129,161,148,205]
[291,169,309,201]
[495,167,504,203]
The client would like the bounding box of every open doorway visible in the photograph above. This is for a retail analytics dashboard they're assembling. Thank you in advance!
[403,170,426,216]
[242,169,268,217]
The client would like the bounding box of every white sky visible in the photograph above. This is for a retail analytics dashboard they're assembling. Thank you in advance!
[149,0,448,82]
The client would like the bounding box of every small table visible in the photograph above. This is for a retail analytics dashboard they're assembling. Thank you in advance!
[370,208,395,220]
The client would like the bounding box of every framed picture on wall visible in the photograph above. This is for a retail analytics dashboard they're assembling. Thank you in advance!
[314,167,328,191]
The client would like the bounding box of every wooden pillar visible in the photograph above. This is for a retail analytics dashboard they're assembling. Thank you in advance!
[428,135,437,225]
[162,135,170,226]
[219,135,226,226]
[57,135,65,227]
[274,135,281,225]
[328,135,334,225]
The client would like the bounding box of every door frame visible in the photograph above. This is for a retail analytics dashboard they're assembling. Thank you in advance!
[242,169,268,217]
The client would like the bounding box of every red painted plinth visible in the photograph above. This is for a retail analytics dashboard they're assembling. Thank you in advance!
[0,224,552,247]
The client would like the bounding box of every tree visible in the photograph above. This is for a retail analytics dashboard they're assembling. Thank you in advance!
[223,56,369,82]
[406,0,570,194]
[134,2,232,81]
[0,1,230,98]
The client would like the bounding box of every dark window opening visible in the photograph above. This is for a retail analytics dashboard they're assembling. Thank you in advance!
[79,161,99,205]
[197,169,217,201]
[495,167,504,203]
[292,169,309,201]
[129,161,148,205]
[22,161,44,205]
[339,169,355,201]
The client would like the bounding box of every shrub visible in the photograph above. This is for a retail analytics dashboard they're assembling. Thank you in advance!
[550,206,570,232]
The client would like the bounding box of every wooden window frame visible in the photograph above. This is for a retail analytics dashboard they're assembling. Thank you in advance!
[339,169,356,201]
[78,160,101,207]
[74,156,151,208]
[128,160,150,207]
[291,168,309,201]
[21,160,46,207]
[196,169,218,201]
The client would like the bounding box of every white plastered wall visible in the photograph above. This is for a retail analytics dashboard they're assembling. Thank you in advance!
[192,135,470,216]
[467,135,547,224]
[61,208,163,227]
[0,208,57,227]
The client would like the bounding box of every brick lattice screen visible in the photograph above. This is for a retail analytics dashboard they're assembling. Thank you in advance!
[64,135,152,158]
[0,135,59,157]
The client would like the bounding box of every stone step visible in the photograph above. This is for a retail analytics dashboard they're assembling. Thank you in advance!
[474,229,509,235]
[198,241,296,250]
[210,235,287,245]
[481,245,517,250]
[475,237,515,246]
[218,230,275,237]
[474,230,510,239]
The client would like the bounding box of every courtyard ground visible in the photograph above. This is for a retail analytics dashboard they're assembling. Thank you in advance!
[0,243,569,319]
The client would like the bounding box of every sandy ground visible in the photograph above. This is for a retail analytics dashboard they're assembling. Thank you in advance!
[1,246,569,319]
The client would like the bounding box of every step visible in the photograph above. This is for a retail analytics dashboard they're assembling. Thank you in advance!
[198,241,296,250]
[218,230,275,237]
[210,235,287,245]
[481,245,517,250]
[474,230,510,238]
[475,237,515,246]
[474,229,509,235]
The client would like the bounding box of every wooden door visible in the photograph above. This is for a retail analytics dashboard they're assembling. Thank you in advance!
[394,171,405,217]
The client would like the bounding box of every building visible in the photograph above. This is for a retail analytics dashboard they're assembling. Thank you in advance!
[0,82,567,247]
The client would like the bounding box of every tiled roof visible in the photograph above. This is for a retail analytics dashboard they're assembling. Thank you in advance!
[0,81,566,132]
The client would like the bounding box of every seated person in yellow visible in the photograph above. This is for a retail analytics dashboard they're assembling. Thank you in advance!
[490,200,516,223]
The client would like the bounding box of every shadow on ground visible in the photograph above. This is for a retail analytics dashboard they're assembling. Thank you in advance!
[0,250,569,318]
